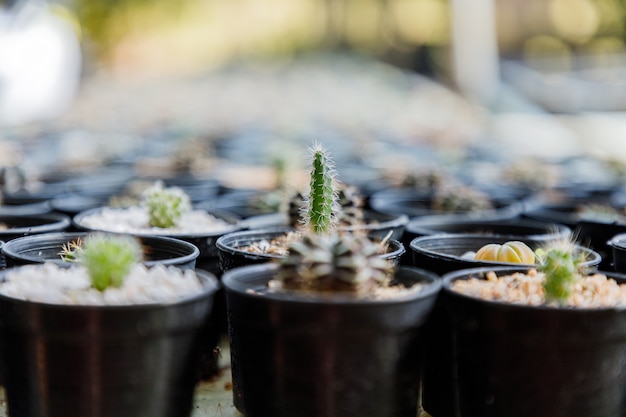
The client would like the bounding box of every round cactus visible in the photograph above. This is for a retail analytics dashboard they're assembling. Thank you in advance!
[80,234,143,291]
[277,233,392,293]
[474,241,536,264]
[142,181,191,228]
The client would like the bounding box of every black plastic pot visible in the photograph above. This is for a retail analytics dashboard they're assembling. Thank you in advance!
[223,264,441,417]
[0,268,220,417]
[216,227,406,273]
[401,215,572,266]
[409,234,602,417]
[72,207,241,375]
[0,213,72,242]
[410,234,601,275]
[443,266,626,417]
[607,233,626,274]
[2,232,200,270]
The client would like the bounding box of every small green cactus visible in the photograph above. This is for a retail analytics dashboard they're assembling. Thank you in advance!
[537,241,583,304]
[79,234,143,291]
[277,232,393,293]
[304,144,337,235]
[142,181,191,228]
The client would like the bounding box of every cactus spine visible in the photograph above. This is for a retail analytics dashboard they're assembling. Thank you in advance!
[306,145,337,235]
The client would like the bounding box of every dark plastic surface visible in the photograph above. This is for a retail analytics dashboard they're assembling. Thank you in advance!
[410,234,601,417]
[0,269,220,417]
[223,264,441,417]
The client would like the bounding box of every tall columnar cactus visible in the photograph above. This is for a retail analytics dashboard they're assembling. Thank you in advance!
[142,181,191,228]
[305,145,337,235]
[538,241,582,304]
[277,233,392,293]
[79,234,143,291]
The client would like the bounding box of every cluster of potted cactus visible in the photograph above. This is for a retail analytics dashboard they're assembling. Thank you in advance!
[2,136,626,417]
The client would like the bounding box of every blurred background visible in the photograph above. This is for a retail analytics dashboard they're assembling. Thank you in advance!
[3,0,626,162]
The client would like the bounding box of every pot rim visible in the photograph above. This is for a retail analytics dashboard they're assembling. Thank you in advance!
[0,267,219,311]
[0,213,71,235]
[223,263,441,306]
[216,227,406,260]
[406,216,572,240]
[72,206,241,238]
[409,233,601,268]
[2,231,200,266]
[442,265,626,313]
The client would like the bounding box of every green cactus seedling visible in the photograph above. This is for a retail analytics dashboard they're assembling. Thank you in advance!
[143,181,191,228]
[79,234,143,291]
[537,241,583,304]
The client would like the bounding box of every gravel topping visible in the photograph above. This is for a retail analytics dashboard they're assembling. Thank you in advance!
[79,206,233,235]
[452,269,626,308]
[0,263,205,305]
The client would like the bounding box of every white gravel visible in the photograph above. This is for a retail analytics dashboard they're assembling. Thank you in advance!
[0,263,207,306]
[77,206,234,235]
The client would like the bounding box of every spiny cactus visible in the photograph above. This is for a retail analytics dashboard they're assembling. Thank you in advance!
[59,237,84,262]
[277,233,393,293]
[79,234,143,291]
[304,145,337,234]
[537,241,583,304]
[142,181,191,228]
[335,184,365,227]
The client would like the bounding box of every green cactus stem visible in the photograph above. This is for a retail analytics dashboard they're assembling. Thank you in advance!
[306,145,337,235]
[277,232,393,293]
[143,181,191,228]
[80,234,143,291]
[537,242,582,304]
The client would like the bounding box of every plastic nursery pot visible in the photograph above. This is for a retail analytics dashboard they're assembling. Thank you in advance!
[606,233,626,274]
[215,227,406,273]
[2,232,200,270]
[442,266,626,417]
[369,187,522,220]
[409,233,601,417]
[223,264,441,417]
[0,213,72,242]
[409,234,601,276]
[401,215,572,266]
[0,269,220,417]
